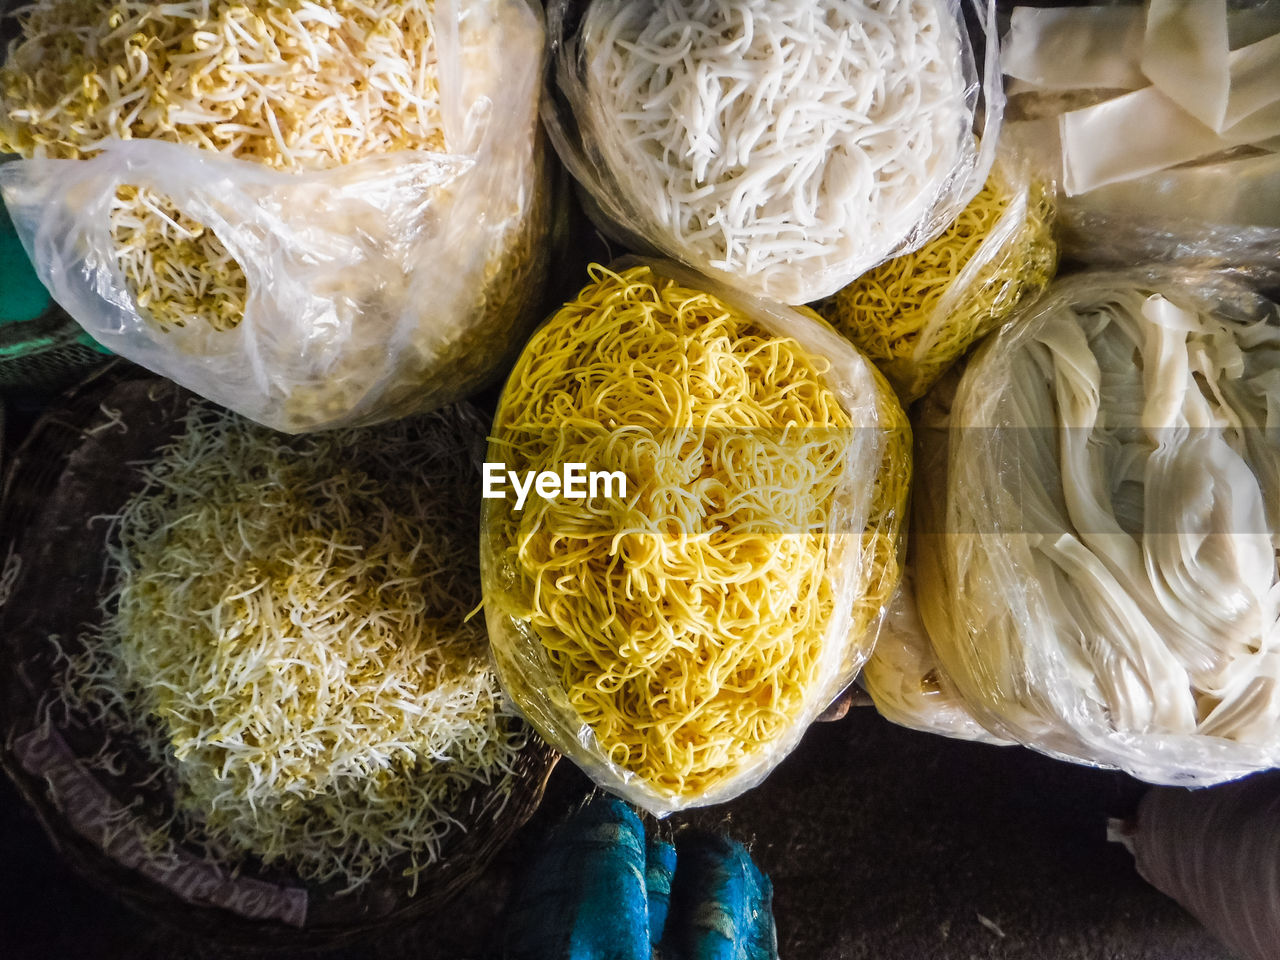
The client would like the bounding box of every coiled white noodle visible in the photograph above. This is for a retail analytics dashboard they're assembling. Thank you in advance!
[573,0,972,304]
[914,271,1280,785]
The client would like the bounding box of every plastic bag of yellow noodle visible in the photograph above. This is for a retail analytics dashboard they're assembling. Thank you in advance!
[0,0,548,433]
[480,259,910,814]
[815,147,1058,403]
[903,268,1280,786]
[542,0,1004,306]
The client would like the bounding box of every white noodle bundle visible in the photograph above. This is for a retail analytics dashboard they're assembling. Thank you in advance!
[551,0,989,305]
[913,270,1280,785]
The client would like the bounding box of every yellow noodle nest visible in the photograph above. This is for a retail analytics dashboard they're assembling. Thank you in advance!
[818,166,1057,401]
[0,0,444,333]
[488,264,908,801]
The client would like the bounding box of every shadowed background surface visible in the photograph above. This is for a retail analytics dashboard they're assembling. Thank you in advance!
[0,705,1234,959]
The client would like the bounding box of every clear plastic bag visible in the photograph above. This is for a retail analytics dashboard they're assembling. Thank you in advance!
[910,268,1280,786]
[861,368,1012,745]
[1001,2,1280,286]
[480,257,909,814]
[862,572,1014,746]
[542,0,1002,306]
[815,145,1058,403]
[0,0,549,433]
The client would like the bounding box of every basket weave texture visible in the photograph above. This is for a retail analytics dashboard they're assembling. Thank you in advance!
[0,363,558,949]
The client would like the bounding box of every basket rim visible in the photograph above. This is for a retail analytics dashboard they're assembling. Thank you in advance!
[0,364,559,949]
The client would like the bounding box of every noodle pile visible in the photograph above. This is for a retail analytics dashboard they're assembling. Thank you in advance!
[484,263,908,808]
[0,0,446,333]
[60,402,527,892]
[914,271,1280,785]
[817,162,1057,401]
[566,0,974,304]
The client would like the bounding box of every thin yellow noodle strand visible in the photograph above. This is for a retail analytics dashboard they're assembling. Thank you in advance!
[489,263,908,801]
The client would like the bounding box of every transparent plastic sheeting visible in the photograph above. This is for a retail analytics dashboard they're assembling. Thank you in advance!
[1001,1,1280,283]
[544,0,1002,306]
[890,270,1280,786]
[0,0,548,434]
[862,572,1013,747]
[481,258,909,815]
[1111,773,1280,960]
[816,146,1058,404]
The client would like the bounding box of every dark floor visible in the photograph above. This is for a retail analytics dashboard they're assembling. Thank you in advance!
[0,705,1235,960]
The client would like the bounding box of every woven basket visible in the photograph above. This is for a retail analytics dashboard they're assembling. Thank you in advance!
[0,363,558,949]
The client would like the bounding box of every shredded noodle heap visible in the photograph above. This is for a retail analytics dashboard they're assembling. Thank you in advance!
[62,402,526,892]
[575,0,971,304]
[818,165,1057,401]
[487,263,907,802]
[0,0,443,332]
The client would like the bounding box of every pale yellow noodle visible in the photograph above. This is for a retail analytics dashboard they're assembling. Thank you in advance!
[818,170,1057,401]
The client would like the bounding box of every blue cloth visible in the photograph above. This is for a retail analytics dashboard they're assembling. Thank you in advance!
[503,797,777,960]
[659,833,776,960]
[504,796,650,960]
[645,838,677,947]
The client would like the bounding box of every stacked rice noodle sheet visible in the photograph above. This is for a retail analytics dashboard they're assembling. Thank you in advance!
[1001,0,1280,283]
[872,269,1280,786]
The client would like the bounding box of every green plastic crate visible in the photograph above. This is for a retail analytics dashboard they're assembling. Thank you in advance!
[1,185,112,395]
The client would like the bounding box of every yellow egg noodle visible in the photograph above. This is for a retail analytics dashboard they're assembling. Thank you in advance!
[57,401,527,893]
[911,270,1280,785]
[554,0,987,305]
[0,0,547,432]
[483,262,909,812]
[817,157,1057,402]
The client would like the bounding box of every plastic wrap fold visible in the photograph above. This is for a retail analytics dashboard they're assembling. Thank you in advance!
[481,258,909,814]
[543,0,1002,306]
[816,146,1057,403]
[904,269,1280,785]
[1002,1,1280,284]
[0,0,549,433]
